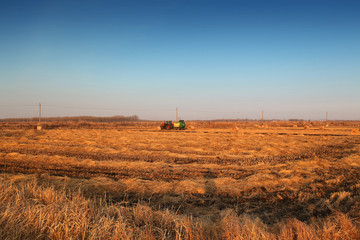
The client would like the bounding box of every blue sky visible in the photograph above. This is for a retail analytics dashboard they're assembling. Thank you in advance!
[1,0,359,120]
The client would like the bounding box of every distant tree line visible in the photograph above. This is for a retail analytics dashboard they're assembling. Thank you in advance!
[0,115,139,122]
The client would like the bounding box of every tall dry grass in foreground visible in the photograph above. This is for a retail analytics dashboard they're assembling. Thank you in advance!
[0,175,359,240]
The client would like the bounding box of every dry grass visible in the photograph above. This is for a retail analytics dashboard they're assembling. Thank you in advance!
[351,128,360,135]
[0,175,359,240]
[0,121,359,239]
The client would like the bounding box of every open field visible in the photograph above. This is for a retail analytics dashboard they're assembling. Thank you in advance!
[0,121,360,239]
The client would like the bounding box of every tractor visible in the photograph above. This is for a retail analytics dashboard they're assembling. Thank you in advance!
[160,121,173,130]
[160,120,186,130]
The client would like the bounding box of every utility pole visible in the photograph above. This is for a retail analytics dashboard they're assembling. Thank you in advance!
[37,103,42,130]
[262,110,264,123]
[176,107,179,122]
[326,112,328,126]
[39,103,41,123]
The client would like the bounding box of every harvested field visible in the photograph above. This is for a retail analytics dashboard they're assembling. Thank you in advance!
[0,121,359,239]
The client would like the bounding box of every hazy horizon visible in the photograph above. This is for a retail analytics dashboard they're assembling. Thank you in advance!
[1,0,359,120]
[0,106,356,121]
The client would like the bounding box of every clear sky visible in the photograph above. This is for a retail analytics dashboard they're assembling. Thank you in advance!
[1,0,359,120]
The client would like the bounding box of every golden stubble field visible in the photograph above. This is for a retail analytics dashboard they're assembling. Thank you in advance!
[0,121,359,239]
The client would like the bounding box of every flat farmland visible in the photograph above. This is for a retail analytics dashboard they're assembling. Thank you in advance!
[0,122,359,239]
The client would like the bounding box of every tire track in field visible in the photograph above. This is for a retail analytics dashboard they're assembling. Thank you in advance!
[0,140,355,181]
[0,141,349,166]
[0,157,253,181]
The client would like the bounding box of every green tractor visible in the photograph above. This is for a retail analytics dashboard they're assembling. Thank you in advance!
[173,120,186,130]
[160,120,186,130]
